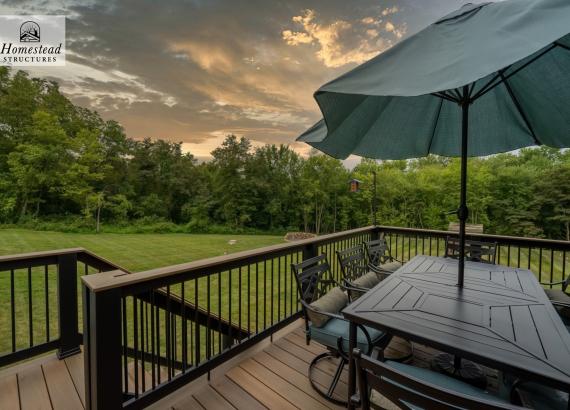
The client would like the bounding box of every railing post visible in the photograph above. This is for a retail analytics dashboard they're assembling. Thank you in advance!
[83,284,123,410]
[371,226,381,241]
[57,253,81,359]
[303,242,318,261]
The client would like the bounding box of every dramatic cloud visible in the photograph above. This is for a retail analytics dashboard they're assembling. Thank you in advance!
[0,0,467,158]
[282,8,407,68]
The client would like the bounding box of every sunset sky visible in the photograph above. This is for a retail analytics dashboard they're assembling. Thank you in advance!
[1,0,483,160]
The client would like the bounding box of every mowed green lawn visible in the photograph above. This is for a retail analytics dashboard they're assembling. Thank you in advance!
[0,229,284,272]
[0,229,286,356]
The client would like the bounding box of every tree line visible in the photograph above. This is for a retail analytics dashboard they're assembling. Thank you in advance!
[1,67,569,239]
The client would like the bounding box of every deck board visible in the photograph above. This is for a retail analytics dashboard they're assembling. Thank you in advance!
[0,374,20,410]
[192,385,236,410]
[0,325,500,410]
[64,353,85,406]
[211,376,267,410]
[42,359,84,410]
[18,365,51,410]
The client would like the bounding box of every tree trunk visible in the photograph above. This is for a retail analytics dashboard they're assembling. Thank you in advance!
[96,196,102,234]
[20,195,28,220]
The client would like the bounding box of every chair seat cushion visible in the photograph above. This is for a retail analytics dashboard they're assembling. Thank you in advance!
[309,318,385,352]
[380,261,402,272]
[353,271,381,289]
[368,361,509,409]
[544,289,570,319]
[307,287,348,328]
[517,382,569,410]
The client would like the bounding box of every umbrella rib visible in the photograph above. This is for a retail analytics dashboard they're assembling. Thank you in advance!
[426,97,444,154]
[431,92,458,104]
[473,43,557,101]
[499,73,541,145]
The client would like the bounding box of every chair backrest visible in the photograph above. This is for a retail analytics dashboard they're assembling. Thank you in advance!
[353,349,521,410]
[291,254,336,304]
[365,238,392,267]
[445,236,497,264]
[337,245,368,282]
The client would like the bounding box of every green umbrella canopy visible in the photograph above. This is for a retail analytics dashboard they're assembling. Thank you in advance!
[297,0,570,287]
[297,0,570,159]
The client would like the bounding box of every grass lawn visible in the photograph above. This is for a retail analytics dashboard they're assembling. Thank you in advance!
[0,229,285,272]
[0,229,286,357]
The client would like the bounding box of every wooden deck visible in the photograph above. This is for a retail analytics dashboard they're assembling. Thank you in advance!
[0,323,498,410]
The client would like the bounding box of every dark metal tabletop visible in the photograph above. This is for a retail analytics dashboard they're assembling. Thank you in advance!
[342,255,570,391]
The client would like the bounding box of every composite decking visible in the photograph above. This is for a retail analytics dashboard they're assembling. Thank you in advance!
[0,322,498,410]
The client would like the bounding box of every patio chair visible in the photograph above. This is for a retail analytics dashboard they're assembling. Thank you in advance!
[540,275,570,323]
[337,245,380,299]
[445,236,498,264]
[365,238,402,275]
[292,254,390,405]
[352,348,522,410]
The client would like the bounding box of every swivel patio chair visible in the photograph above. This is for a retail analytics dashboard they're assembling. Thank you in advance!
[365,238,402,276]
[445,236,498,264]
[352,348,522,410]
[337,245,379,300]
[292,254,390,405]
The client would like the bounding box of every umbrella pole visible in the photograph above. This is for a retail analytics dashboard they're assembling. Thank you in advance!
[458,86,470,288]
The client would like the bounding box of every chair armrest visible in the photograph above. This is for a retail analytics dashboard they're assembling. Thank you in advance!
[540,280,566,286]
[552,300,570,309]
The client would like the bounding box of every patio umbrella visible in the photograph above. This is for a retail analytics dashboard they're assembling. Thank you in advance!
[297,0,570,288]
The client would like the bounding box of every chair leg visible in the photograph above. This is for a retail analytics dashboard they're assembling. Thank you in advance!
[327,357,345,397]
[309,351,348,406]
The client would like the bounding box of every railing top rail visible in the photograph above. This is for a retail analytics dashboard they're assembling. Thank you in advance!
[82,226,376,293]
[377,225,570,247]
[0,247,85,263]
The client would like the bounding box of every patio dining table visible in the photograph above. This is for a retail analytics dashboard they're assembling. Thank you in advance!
[343,255,570,408]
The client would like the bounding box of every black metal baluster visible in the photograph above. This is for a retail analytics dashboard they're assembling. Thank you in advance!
[207,275,211,358]
[517,246,521,268]
[528,247,532,270]
[255,263,259,334]
[429,236,432,256]
[165,285,171,381]
[140,297,145,393]
[11,269,15,352]
[28,267,33,347]
[271,259,274,326]
[550,249,554,286]
[133,296,139,397]
[150,290,156,389]
[44,265,49,342]
[181,281,187,371]
[277,258,281,322]
[263,260,267,330]
[247,264,251,338]
[156,296,161,385]
[238,267,242,341]
[538,248,543,282]
[228,270,232,345]
[507,245,511,267]
[194,278,200,365]
[218,271,222,354]
[122,297,128,394]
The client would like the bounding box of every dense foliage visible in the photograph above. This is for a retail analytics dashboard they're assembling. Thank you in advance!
[1,68,569,239]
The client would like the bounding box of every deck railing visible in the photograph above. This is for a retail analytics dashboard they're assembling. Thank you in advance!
[0,248,122,367]
[378,225,570,287]
[81,226,376,409]
[1,225,568,409]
